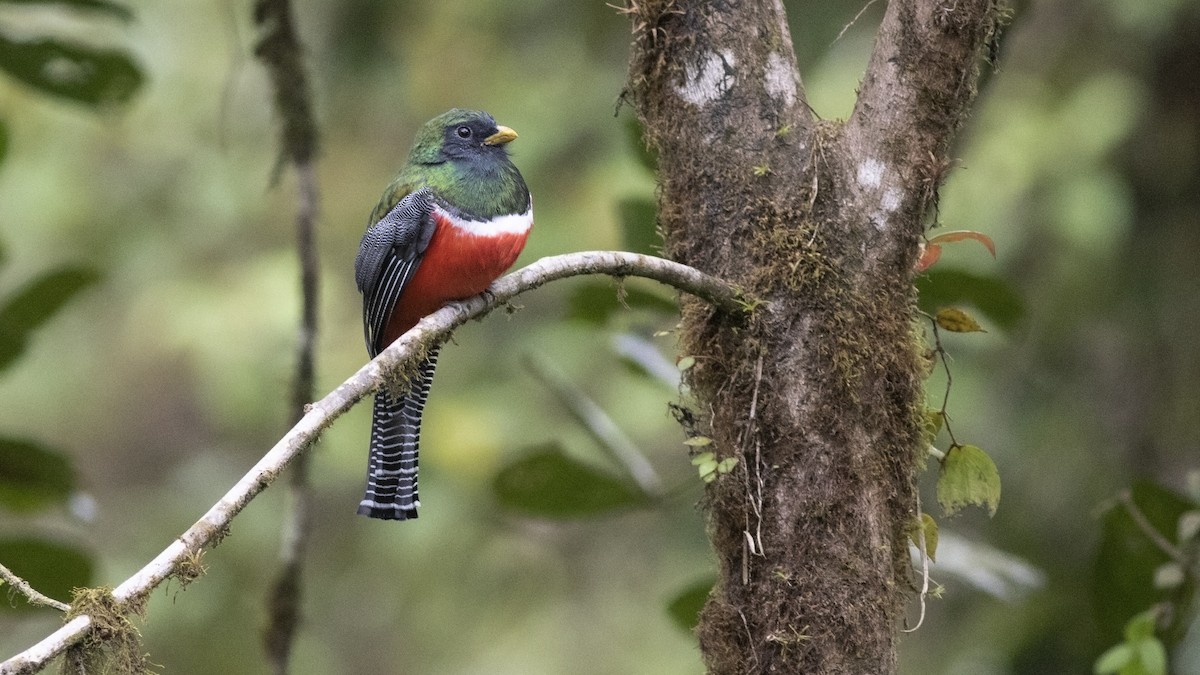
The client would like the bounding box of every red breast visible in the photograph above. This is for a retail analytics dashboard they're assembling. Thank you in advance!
[383,211,532,345]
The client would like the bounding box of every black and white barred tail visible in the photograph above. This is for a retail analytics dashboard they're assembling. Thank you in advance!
[358,350,439,520]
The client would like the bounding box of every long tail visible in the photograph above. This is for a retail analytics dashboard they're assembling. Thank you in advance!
[358,349,439,520]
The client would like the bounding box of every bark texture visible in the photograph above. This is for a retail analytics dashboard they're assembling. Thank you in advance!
[623,0,1000,672]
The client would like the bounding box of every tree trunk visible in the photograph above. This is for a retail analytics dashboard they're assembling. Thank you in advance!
[622,0,1000,671]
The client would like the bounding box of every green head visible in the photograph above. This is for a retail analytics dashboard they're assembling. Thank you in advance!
[389,108,529,220]
[408,108,518,164]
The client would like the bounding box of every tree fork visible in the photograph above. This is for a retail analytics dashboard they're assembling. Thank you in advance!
[622,0,999,671]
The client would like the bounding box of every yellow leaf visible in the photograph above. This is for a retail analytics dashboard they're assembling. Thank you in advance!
[924,409,944,441]
[935,307,986,333]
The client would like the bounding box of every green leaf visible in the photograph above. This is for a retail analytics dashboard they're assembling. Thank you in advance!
[1094,643,1134,674]
[917,268,1024,331]
[0,0,133,21]
[0,33,142,107]
[682,436,711,447]
[666,577,713,632]
[908,512,939,562]
[616,197,660,256]
[493,443,649,518]
[1095,482,1197,646]
[0,438,73,512]
[1124,608,1157,642]
[0,537,92,613]
[936,444,1001,517]
[1137,637,1167,675]
[0,265,99,373]
[0,266,100,330]
[564,280,677,325]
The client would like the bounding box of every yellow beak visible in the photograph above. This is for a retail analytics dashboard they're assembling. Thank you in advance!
[484,125,518,146]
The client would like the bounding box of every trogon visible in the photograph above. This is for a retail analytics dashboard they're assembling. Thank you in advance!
[354,109,532,520]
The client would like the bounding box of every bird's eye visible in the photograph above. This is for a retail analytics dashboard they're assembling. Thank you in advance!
[455,126,472,139]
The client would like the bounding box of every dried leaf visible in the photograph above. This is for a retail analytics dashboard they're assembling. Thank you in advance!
[915,243,942,273]
[927,230,996,257]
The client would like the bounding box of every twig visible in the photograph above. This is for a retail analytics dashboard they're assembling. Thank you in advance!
[903,495,931,633]
[524,354,664,497]
[922,311,960,449]
[1119,490,1186,564]
[263,158,320,675]
[739,355,766,583]
[903,526,930,633]
[0,251,742,675]
[0,562,69,613]
[833,0,880,44]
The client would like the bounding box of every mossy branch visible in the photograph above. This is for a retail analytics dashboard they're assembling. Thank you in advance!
[0,562,69,613]
[0,251,743,675]
[254,0,322,669]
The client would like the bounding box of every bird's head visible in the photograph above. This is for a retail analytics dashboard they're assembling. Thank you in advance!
[408,109,518,166]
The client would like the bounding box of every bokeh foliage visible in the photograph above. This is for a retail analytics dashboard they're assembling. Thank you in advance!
[0,0,1198,672]
[0,0,138,619]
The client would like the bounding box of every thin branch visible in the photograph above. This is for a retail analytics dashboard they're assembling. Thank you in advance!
[0,251,743,675]
[0,562,69,613]
[263,157,320,675]
[524,353,664,498]
[833,0,880,44]
[1119,490,1187,564]
[252,0,321,667]
[923,311,960,449]
[903,495,931,634]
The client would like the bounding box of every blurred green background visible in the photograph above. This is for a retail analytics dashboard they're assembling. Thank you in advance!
[2,0,1198,673]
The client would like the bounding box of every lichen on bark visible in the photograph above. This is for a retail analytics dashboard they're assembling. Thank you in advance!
[621,0,1001,672]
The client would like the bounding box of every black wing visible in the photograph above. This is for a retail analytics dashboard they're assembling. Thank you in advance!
[355,188,437,357]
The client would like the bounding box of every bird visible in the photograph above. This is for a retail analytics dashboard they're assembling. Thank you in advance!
[354,109,532,520]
